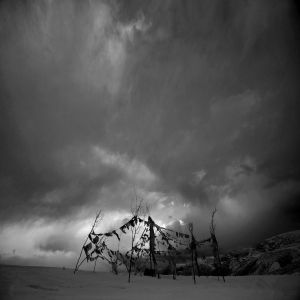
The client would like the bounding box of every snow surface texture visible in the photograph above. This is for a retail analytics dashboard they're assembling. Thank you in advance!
[0,265,299,300]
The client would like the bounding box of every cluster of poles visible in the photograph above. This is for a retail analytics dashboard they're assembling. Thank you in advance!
[74,209,225,284]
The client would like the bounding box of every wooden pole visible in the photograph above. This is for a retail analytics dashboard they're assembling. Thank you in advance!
[76,256,88,271]
[210,208,225,282]
[74,210,101,274]
[149,251,152,270]
[128,243,133,282]
[212,234,225,282]
[93,259,97,272]
[191,248,196,284]
[189,223,196,284]
[194,247,201,276]
[149,216,157,277]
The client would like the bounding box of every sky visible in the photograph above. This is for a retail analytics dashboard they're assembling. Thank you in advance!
[0,0,299,269]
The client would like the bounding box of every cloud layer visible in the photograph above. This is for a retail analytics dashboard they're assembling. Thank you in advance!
[0,0,299,266]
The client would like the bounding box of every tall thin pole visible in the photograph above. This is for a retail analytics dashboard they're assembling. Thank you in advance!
[191,248,196,284]
[74,210,101,274]
[128,240,133,283]
[194,246,201,276]
[212,234,225,282]
[93,259,97,272]
[189,223,196,284]
[210,208,225,282]
[149,216,157,277]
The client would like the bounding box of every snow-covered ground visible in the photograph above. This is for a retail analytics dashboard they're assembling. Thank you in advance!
[0,265,299,300]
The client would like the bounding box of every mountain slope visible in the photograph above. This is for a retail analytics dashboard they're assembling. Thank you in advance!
[225,230,300,275]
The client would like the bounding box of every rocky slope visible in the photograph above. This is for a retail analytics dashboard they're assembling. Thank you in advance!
[222,230,300,275]
[118,230,300,276]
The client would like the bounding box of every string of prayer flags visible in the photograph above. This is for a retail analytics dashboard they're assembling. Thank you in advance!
[89,234,99,244]
[120,225,127,233]
[112,230,120,241]
[75,210,225,283]
[83,242,93,260]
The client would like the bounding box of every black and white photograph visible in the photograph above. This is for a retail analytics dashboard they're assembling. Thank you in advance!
[0,1,299,299]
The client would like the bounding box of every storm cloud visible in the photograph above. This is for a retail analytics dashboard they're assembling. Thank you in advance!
[0,0,299,266]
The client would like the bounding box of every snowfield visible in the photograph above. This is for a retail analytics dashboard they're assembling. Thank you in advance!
[0,265,299,300]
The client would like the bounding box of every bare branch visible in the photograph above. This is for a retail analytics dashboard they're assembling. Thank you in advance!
[210,207,217,234]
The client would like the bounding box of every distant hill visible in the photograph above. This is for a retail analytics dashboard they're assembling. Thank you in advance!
[222,230,300,275]
[134,230,300,276]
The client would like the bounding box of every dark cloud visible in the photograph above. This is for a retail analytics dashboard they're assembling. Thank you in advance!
[0,0,299,259]
[280,193,300,223]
